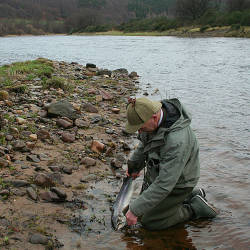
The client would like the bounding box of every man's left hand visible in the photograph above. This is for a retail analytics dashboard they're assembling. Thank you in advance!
[125,210,138,226]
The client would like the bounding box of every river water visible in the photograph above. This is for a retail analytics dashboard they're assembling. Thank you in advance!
[0,35,250,249]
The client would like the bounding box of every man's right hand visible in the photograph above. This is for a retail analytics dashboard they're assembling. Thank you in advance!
[126,169,140,179]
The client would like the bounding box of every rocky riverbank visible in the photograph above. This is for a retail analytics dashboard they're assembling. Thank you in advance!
[0,58,139,249]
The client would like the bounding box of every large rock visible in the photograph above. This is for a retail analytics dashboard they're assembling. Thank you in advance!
[97,69,112,77]
[29,233,48,245]
[47,100,78,120]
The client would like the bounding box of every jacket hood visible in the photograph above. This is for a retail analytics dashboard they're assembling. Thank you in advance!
[161,98,192,132]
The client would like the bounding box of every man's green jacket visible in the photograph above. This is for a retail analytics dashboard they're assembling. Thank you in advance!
[128,98,200,217]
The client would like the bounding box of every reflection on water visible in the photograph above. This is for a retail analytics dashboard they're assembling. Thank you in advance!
[0,35,250,249]
[121,226,196,250]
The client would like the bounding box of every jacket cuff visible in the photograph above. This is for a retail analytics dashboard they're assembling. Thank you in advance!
[129,200,143,217]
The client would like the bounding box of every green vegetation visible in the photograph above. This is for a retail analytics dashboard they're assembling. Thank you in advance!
[117,17,180,32]
[0,236,9,246]
[42,77,74,92]
[0,58,54,88]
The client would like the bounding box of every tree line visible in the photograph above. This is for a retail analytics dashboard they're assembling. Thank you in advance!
[0,0,249,36]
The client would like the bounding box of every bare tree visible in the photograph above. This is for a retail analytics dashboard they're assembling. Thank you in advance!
[176,0,211,20]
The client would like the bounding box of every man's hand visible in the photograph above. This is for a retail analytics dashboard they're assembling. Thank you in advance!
[125,210,138,226]
[126,169,140,179]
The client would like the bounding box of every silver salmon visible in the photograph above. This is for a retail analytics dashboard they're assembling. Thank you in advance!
[111,176,134,230]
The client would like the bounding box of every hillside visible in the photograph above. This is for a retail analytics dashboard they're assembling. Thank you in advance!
[0,0,250,36]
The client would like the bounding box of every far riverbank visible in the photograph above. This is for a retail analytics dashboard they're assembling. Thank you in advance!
[1,25,250,38]
[72,25,250,38]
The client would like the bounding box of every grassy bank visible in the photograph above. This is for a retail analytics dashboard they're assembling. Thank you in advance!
[76,25,250,38]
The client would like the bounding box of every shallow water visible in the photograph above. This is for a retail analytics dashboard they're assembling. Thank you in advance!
[0,35,250,249]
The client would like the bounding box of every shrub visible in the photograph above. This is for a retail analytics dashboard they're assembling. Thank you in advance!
[43,77,74,92]
[200,25,210,32]
[231,24,241,30]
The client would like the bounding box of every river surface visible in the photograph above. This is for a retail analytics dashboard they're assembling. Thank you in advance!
[0,35,250,249]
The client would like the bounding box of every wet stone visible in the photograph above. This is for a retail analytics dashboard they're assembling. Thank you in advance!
[86,63,96,68]
[10,180,29,187]
[50,187,67,200]
[47,100,78,120]
[111,108,120,114]
[29,233,48,245]
[91,115,102,123]
[106,129,114,134]
[26,154,40,163]
[129,71,139,79]
[39,153,49,161]
[26,187,38,201]
[21,165,29,169]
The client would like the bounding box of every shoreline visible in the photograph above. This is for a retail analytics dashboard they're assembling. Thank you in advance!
[1,25,250,38]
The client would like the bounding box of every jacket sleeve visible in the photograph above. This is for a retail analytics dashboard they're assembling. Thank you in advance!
[129,132,187,217]
[127,141,145,174]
